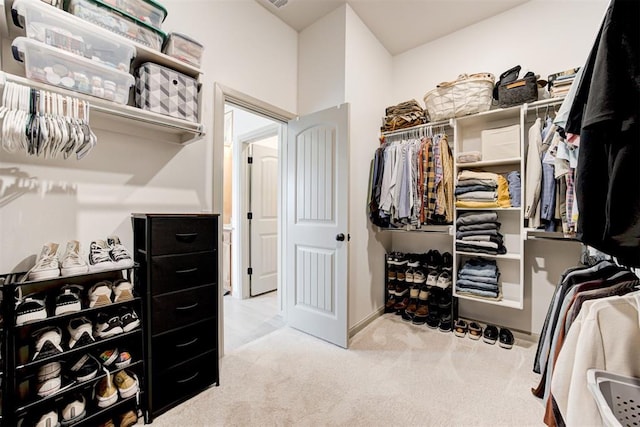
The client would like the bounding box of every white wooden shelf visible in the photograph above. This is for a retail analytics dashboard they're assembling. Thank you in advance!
[457,157,522,167]
[380,224,452,234]
[453,292,523,309]
[455,251,521,260]
[455,207,521,211]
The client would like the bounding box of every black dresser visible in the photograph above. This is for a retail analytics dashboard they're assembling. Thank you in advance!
[132,213,219,422]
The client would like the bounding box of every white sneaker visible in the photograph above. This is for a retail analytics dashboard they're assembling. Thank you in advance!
[16,296,47,325]
[67,317,95,349]
[106,235,134,269]
[89,281,113,308]
[27,243,61,281]
[60,240,89,276]
[113,279,134,303]
[61,393,86,425]
[88,240,117,272]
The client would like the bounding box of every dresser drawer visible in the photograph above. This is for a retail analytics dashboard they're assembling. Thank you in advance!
[152,350,218,413]
[150,251,217,295]
[150,217,216,255]
[151,285,217,333]
[152,317,217,372]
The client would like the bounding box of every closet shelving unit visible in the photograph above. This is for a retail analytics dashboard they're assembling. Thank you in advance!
[0,267,146,427]
[0,0,205,145]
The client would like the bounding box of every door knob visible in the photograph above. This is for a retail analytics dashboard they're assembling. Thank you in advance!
[336,233,345,241]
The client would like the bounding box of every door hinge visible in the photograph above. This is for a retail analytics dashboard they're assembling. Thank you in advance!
[247,267,253,275]
[247,212,253,220]
[247,156,253,164]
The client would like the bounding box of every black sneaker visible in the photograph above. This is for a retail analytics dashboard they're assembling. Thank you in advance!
[69,354,100,382]
[106,236,134,269]
[55,285,84,315]
[93,313,123,339]
[438,313,452,333]
[425,313,440,329]
[16,295,47,325]
[483,325,499,344]
[31,326,64,361]
[119,307,140,332]
[499,328,515,349]
[441,252,453,273]
[425,249,442,272]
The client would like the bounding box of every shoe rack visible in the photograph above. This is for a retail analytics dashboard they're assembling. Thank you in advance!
[0,267,145,426]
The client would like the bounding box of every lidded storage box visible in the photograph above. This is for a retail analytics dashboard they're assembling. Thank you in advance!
[13,0,135,72]
[162,32,203,68]
[100,0,167,29]
[64,0,167,50]
[135,62,198,122]
[12,37,134,104]
[481,124,520,161]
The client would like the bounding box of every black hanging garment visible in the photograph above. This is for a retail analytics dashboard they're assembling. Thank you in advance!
[566,0,640,267]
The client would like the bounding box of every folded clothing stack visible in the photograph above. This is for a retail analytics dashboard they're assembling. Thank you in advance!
[455,211,507,255]
[456,257,501,300]
[547,67,580,98]
[454,170,511,209]
[381,99,427,132]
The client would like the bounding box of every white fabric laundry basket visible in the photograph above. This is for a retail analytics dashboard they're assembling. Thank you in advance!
[423,73,495,121]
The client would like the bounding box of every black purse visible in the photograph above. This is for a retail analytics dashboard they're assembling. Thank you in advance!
[492,65,521,101]
[498,73,538,107]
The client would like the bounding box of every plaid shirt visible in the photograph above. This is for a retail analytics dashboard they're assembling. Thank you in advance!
[422,138,436,222]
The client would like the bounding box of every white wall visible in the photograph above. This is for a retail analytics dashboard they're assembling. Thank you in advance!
[0,1,298,272]
[297,6,346,115]
[389,0,608,334]
[344,5,394,331]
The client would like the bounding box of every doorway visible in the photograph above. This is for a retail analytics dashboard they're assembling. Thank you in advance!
[222,103,284,353]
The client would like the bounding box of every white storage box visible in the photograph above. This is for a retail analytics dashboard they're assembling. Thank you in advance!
[100,0,167,30]
[13,0,135,72]
[12,37,134,105]
[135,62,198,122]
[481,124,520,161]
[162,32,203,68]
[65,0,167,51]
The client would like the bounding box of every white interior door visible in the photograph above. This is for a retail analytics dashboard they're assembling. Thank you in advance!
[250,143,279,296]
[286,103,349,348]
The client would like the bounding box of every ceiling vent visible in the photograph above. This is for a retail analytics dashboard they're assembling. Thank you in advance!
[267,0,288,8]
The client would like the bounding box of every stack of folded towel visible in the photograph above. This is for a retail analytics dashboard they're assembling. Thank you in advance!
[455,170,511,208]
[456,257,501,300]
[381,99,427,132]
[455,211,507,255]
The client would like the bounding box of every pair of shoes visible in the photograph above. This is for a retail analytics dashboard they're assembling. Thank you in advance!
[411,285,430,325]
[89,279,135,308]
[88,236,134,272]
[36,361,62,397]
[453,319,468,338]
[100,410,138,427]
[69,353,101,382]
[31,326,65,361]
[483,325,499,344]
[424,249,443,272]
[61,393,87,425]
[95,370,139,408]
[99,348,132,370]
[402,284,421,321]
[24,241,90,281]
[482,325,515,348]
[94,307,141,339]
[468,322,483,340]
[68,317,96,349]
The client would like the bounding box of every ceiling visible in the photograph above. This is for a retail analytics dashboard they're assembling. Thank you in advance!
[255,0,529,56]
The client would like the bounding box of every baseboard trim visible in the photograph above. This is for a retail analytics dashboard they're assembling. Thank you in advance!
[349,307,384,339]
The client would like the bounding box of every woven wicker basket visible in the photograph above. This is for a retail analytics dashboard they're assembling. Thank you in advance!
[423,73,495,121]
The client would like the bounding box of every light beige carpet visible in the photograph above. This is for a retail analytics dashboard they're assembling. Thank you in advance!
[152,314,545,426]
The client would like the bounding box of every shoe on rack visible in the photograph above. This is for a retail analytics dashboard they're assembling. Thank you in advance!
[94,313,124,339]
[441,252,453,273]
[106,236,134,269]
[69,354,100,382]
[33,410,60,427]
[435,271,452,289]
[98,419,116,427]
[453,319,468,338]
[38,361,62,382]
[88,240,117,272]
[113,370,139,398]
[483,324,499,345]
[119,307,140,332]
[411,284,430,325]
[384,294,397,314]
[119,410,138,427]
[60,240,89,276]
[37,373,62,397]
[32,326,64,361]
[112,279,134,303]
[402,285,421,321]
[61,393,86,426]
[425,312,440,329]
[468,322,483,340]
[426,270,439,287]
[89,281,113,308]
[393,297,410,315]
[26,242,61,281]
[499,328,515,349]
[425,249,442,272]
[438,313,453,333]
[99,348,120,369]
[55,285,84,315]
[95,373,118,408]
[16,294,47,325]
[68,317,95,349]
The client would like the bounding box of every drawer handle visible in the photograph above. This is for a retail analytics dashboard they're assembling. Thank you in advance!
[176,371,200,384]
[176,267,198,274]
[175,337,199,348]
[175,233,198,242]
[176,302,199,311]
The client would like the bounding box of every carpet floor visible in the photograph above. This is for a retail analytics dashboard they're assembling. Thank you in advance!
[152,314,545,426]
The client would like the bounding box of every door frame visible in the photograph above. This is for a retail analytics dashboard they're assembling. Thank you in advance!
[213,83,295,357]
[233,123,280,300]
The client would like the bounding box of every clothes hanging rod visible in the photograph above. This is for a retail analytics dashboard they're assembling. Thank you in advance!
[381,118,453,137]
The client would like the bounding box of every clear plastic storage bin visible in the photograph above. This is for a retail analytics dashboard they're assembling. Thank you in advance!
[100,0,167,30]
[162,32,203,68]
[12,0,135,72]
[587,369,640,427]
[12,37,135,105]
[64,0,166,51]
